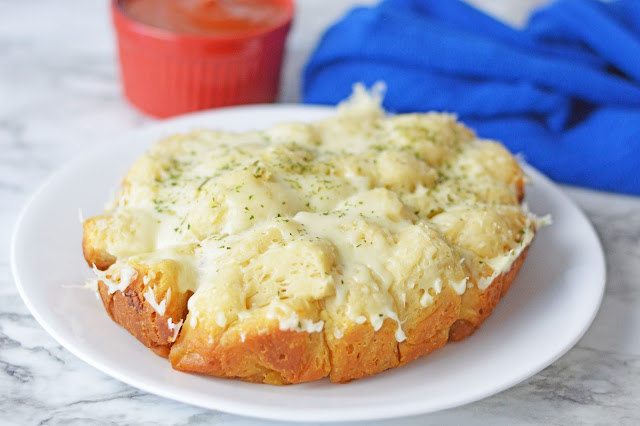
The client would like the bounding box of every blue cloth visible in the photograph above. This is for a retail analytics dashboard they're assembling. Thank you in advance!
[303,0,640,195]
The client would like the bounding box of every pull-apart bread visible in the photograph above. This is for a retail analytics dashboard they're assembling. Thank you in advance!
[83,90,546,384]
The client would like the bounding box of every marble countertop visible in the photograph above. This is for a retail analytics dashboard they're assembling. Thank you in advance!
[2,1,639,424]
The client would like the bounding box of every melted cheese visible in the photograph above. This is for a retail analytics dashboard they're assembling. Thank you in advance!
[266,302,325,333]
[167,318,183,342]
[143,287,167,316]
[90,87,545,342]
[91,264,138,295]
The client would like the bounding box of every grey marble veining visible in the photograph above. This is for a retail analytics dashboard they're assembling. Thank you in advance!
[2,1,639,425]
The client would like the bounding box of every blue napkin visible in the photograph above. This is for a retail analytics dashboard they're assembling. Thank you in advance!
[303,0,640,195]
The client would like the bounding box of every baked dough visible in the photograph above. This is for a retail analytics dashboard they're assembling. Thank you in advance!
[83,88,543,384]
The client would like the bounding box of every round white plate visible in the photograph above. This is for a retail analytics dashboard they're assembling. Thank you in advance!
[12,105,605,422]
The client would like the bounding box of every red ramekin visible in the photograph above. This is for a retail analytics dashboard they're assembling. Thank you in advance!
[111,0,295,118]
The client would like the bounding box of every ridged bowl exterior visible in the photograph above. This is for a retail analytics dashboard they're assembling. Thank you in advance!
[112,0,293,118]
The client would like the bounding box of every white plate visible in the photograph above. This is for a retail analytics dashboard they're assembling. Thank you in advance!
[11,105,605,422]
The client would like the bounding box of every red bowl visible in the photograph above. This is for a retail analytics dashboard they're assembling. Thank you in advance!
[111,0,295,118]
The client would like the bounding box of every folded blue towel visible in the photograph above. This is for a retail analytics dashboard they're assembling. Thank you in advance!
[303,0,640,195]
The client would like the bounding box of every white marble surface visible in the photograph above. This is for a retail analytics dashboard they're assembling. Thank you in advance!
[2,0,639,424]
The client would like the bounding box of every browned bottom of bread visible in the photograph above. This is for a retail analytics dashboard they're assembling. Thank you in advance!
[97,261,191,357]
[94,249,530,384]
[169,317,331,385]
[326,320,400,383]
[98,281,172,357]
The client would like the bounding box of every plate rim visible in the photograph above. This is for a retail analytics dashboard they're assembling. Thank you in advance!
[11,103,607,422]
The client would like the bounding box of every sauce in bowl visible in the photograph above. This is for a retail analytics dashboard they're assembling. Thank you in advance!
[123,0,290,37]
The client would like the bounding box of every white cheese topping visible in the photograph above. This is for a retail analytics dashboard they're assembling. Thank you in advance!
[92,88,548,343]
[450,277,469,295]
[142,287,167,316]
[215,312,227,328]
[190,311,199,328]
[278,312,324,333]
[91,264,138,295]
[265,301,324,333]
[167,318,183,342]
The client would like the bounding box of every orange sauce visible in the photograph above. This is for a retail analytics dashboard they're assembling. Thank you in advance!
[123,0,289,36]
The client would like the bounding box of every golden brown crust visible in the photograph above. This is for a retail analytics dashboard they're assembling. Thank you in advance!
[325,319,400,383]
[516,178,525,203]
[398,285,461,365]
[448,247,530,342]
[169,317,331,385]
[97,261,191,357]
[93,246,531,382]
[98,281,171,356]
